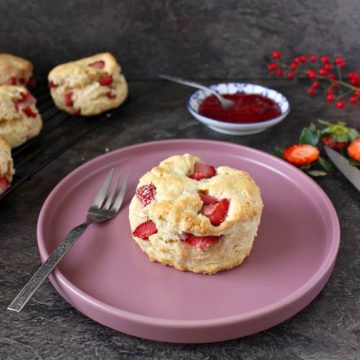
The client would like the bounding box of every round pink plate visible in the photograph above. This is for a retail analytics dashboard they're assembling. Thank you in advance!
[37,139,340,343]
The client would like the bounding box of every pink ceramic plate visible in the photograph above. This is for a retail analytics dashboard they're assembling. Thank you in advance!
[37,139,340,343]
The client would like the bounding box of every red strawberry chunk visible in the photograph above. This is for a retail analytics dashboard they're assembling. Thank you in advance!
[201,199,230,226]
[27,77,36,88]
[22,106,37,118]
[133,220,158,240]
[181,233,220,251]
[190,162,216,180]
[99,75,113,86]
[5,77,17,85]
[64,92,74,107]
[19,92,36,104]
[48,80,58,89]
[106,92,116,99]
[0,177,10,191]
[198,191,218,205]
[88,60,105,69]
[136,183,156,207]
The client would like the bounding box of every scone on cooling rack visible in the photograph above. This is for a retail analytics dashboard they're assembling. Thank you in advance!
[129,154,264,274]
[0,85,42,148]
[0,54,35,87]
[48,52,128,116]
[0,137,14,195]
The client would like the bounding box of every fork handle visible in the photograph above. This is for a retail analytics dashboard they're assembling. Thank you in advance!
[7,222,90,313]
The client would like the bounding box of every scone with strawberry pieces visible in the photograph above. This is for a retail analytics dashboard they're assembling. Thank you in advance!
[129,154,263,274]
[48,52,128,116]
[0,54,35,87]
[0,137,14,195]
[0,85,42,148]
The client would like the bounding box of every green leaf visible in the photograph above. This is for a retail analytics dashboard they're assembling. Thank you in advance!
[318,120,358,143]
[273,146,284,158]
[300,164,312,171]
[331,133,350,143]
[318,156,334,172]
[349,128,360,141]
[307,170,328,177]
[317,119,333,127]
[349,158,360,167]
[299,123,320,145]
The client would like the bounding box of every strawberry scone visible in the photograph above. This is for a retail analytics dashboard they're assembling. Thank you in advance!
[0,54,35,87]
[48,52,128,116]
[0,85,42,148]
[129,154,263,274]
[0,137,14,195]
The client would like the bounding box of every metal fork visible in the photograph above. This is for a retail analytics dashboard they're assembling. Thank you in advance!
[7,169,128,313]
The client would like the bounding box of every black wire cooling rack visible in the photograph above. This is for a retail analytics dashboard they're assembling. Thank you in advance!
[0,84,122,201]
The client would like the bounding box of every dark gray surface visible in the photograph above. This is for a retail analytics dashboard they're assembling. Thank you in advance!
[0,0,360,79]
[1,80,359,359]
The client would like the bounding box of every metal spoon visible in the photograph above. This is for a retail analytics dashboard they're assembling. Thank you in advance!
[159,74,234,109]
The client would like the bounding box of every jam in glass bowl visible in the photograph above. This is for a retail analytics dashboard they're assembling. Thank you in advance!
[187,83,290,135]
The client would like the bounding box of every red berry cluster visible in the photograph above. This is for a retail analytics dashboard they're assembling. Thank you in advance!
[267,51,360,110]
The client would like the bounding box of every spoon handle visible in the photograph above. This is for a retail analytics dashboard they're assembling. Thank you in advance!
[159,74,211,93]
[159,74,233,109]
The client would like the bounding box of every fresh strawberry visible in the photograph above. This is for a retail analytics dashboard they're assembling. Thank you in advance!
[181,233,220,251]
[64,92,74,107]
[136,183,156,207]
[99,75,113,86]
[0,177,10,192]
[321,136,349,150]
[190,162,216,180]
[22,106,37,118]
[282,144,320,166]
[201,199,230,226]
[5,77,17,85]
[347,137,360,162]
[198,191,218,205]
[133,220,158,240]
[88,60,105,69]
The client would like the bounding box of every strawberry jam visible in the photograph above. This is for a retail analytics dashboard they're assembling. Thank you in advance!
[199,93,281,123]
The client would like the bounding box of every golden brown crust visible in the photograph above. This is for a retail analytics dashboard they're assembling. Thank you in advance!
[0,85,42,148]
[129,154,264,274]
[0,137,14,194]
[0,54,33,86]
[48,52,128,116]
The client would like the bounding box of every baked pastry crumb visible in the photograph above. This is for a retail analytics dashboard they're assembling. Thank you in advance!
[129,154,264,274]
[0,85,42,148]
[48,52,128,116]
[0,54,34,87]
[0,137,14,195]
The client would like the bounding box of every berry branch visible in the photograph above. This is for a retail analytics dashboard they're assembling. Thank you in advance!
[267,51,360,109]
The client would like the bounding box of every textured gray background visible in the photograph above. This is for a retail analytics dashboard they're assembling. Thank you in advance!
[1,80,360,360]
[1,0,360,359]
[0,0,359,80]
